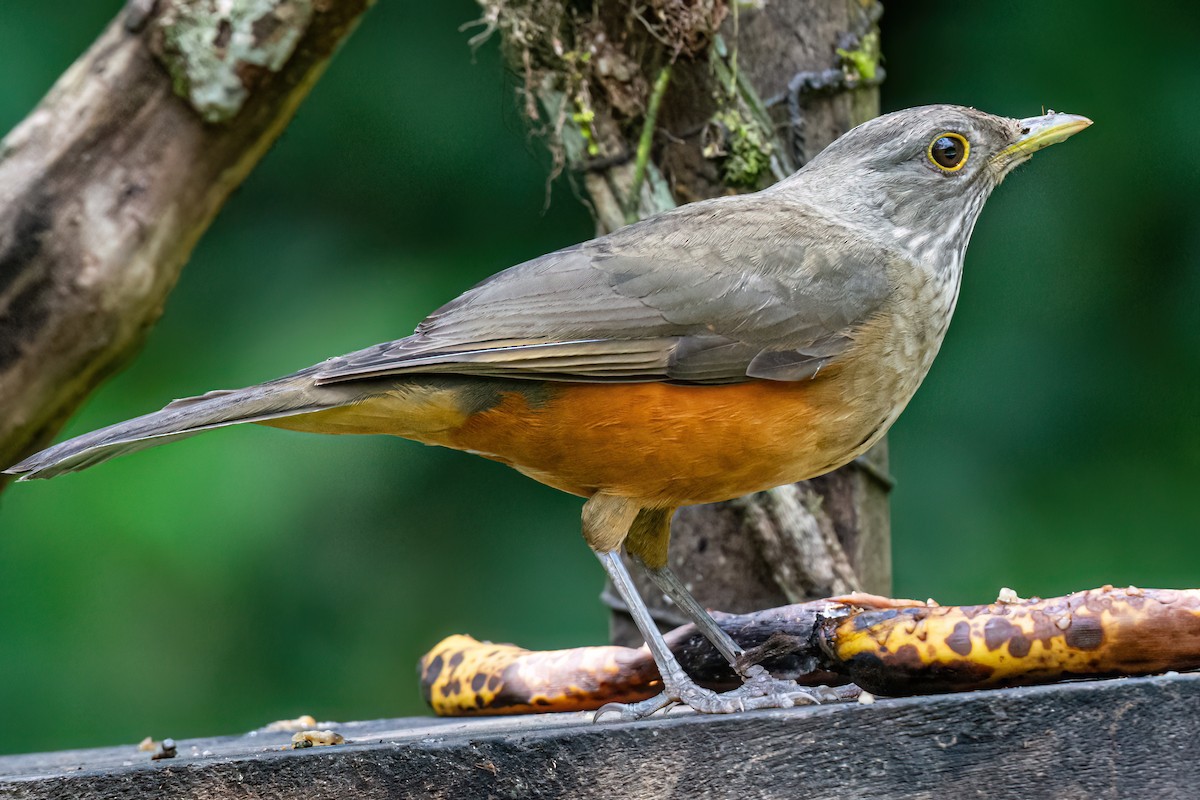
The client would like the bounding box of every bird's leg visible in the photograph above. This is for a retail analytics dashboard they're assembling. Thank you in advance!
[594,550,834,721]
[636,559,743,669]
[587,497,833,721]
[624,506,763,672]
[633,558,839,702]
[594,549,718,718]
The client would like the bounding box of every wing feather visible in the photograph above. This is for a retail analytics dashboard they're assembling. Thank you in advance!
[316,195,895,386]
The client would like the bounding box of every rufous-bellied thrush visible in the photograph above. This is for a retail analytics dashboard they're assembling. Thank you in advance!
[8,105,1091,718]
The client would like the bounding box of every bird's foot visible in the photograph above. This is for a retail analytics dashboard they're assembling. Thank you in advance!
[735,664,840,702]
[594,664,837,722]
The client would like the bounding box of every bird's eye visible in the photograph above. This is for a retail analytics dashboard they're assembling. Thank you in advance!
[927,132,969,172]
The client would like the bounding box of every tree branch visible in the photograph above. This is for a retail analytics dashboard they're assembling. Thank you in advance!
[0,0,372,488]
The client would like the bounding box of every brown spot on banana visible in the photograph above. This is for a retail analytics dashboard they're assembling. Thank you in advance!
[821,587,1200,695]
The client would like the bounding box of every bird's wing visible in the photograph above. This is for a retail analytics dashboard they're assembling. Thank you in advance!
[316,195,895,386]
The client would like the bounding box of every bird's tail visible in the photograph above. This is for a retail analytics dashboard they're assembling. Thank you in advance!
[5,369,360,481]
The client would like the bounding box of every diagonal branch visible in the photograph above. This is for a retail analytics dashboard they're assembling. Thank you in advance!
[0,0,372,489]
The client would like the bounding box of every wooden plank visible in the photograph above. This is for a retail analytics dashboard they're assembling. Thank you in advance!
[2,673,1198,799]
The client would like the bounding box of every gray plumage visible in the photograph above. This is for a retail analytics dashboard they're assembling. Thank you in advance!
[316,200,893,385]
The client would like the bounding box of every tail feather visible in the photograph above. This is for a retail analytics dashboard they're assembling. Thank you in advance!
[6,373,354,481]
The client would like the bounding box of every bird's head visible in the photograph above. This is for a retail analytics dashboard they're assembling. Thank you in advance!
[781,104,1092,266]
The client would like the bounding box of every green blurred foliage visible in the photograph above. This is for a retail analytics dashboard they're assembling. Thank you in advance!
[0,0,1196,755]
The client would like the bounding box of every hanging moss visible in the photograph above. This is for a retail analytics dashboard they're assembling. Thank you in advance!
[469,0,727,172]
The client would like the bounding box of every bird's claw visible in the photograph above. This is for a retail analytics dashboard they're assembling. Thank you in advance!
[593,667,834,722]
[737,664,842,703]
[594,694,676,722]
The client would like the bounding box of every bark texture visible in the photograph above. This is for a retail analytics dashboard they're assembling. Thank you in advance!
[476,0,889,642]
[0,0,372,488]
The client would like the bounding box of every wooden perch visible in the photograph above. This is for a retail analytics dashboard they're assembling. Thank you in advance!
[0,0,371,486]
[3,674,1200,798]
[420,586,1200,715]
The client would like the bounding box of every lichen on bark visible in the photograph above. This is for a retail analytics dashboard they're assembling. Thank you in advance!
[152,0,316,123]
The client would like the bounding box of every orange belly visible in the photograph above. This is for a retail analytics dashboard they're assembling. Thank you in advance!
[268,369,881,507]
[438,374,869,505]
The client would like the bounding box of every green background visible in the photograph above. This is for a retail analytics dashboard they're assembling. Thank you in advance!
[1,1,1196,754]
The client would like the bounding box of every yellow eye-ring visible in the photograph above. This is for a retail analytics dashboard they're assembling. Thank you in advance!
[927,132,969,172]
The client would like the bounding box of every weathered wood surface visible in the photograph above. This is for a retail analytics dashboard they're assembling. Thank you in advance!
[3,673,1197,799]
